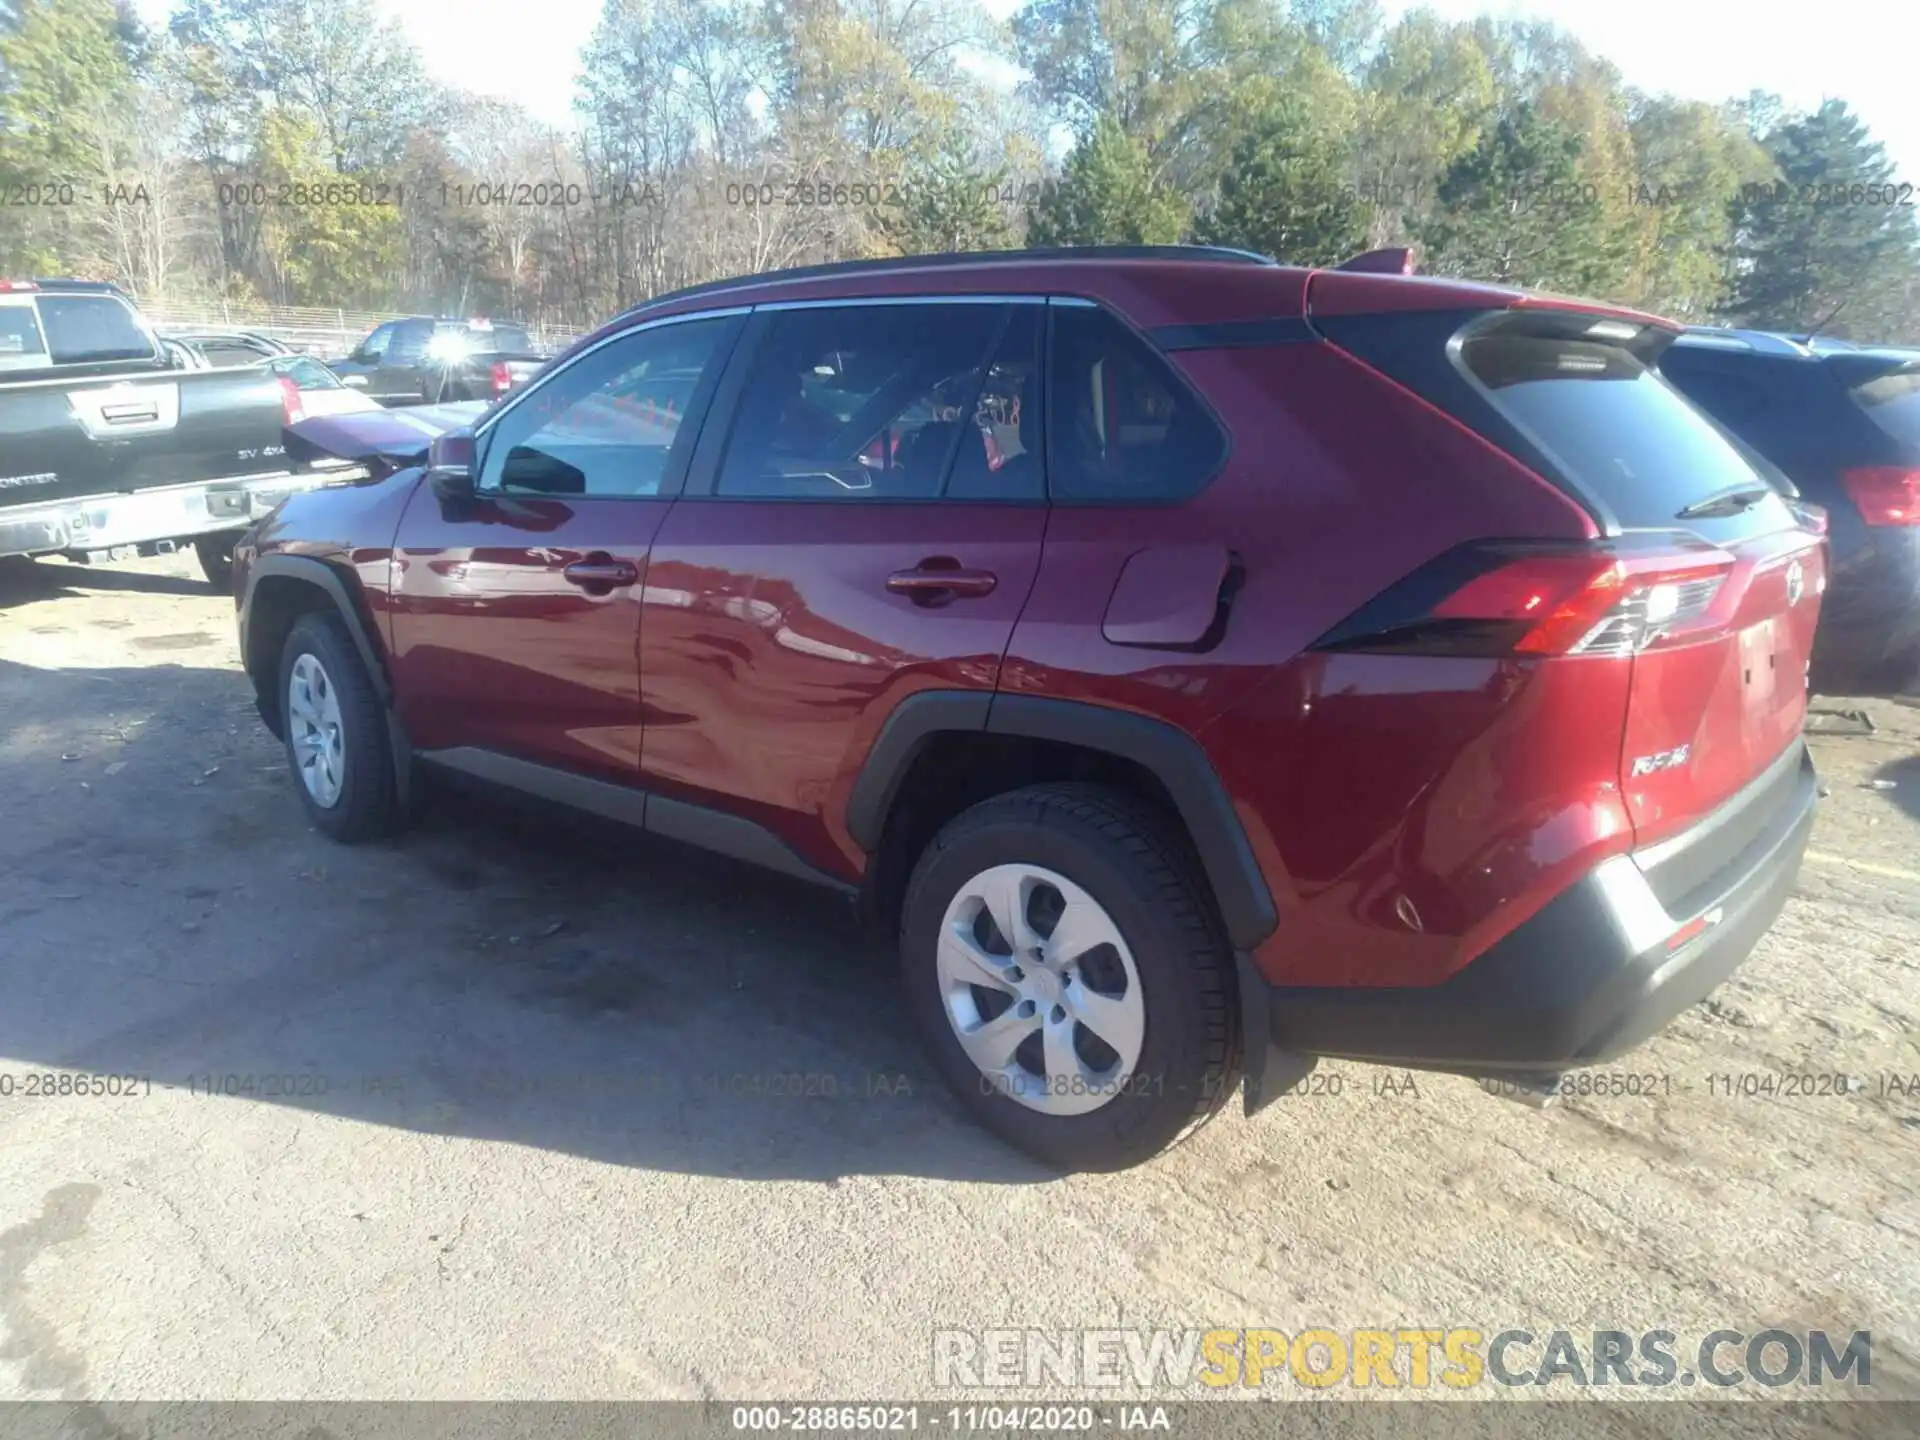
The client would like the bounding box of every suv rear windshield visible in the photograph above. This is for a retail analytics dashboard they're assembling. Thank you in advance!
[1456,313,1790,533]
[1849,364,1920,449]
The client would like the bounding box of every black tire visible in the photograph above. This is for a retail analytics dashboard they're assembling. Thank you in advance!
[900,782,1241,1172]
[194,535,236,591]
[276,610,403,842]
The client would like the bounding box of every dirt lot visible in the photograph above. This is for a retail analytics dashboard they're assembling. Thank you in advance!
[2,550,1918,1416]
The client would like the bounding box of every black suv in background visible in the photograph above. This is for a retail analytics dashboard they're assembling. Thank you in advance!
[1662,329,1920,695]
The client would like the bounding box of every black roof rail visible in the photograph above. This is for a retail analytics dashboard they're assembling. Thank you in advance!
[616,244,1279,321]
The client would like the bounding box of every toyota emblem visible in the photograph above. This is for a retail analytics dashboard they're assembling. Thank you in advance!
[1785,559,1805,607]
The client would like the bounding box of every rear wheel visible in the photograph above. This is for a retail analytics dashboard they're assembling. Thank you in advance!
[194,534,236,591]
[276,611,402,841]
[900,783,1240,1171]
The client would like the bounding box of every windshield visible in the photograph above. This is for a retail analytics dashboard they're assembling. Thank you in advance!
[34,293,155,364]
[1850,365,1920,449]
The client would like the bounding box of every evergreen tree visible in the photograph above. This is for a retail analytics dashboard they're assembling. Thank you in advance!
[1026,112,1187,246]
[1728,100,1919,335]
[1195,94,1366,265]
[1418,102,1624,293]
[880,128,1015,254]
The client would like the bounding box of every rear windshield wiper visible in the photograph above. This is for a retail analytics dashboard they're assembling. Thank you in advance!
[1676,482,1776,519]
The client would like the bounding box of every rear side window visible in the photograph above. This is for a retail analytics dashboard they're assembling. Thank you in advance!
[1851,366,1920,449]
[34,295,153,364]
[1047,304,1226,502]
[715,302,1009,500]
[0,303,49,371]
[1455,315,1789,533]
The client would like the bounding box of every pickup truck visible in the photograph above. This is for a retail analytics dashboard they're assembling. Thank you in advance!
[330,315,547,406]
[0,280,351,586]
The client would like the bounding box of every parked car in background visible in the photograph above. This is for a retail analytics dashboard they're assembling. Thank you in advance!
[332,315,547,406]
[235,246,1822,1171]
[1662,328,1920,694]
[0,279,353,586]
[160,328,296,368]
[264,353,385,417]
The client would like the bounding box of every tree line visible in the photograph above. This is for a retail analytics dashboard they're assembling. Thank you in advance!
[2,0,1916,342]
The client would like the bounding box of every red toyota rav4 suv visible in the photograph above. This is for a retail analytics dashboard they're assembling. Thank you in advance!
[235,245,1823,1171]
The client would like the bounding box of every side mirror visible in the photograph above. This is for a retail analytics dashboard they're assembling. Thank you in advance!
[427,431,477,500]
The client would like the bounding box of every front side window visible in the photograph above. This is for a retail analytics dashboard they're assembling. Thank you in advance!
[1047,304,1227,502]
[359,324,393,361]
[478,316,734,498]
[715,303,1010,500]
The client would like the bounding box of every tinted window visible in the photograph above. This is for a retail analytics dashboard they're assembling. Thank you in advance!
[359,324,393,360]
[945,308,1045,501]
[389,320,433,364]
[716,303,1006,500]
[1461,321,1790,530]
[35,295,153,364]
[1851,366,1920,449]
[486,323,533,352]
[479,316,732,498]
[1047,304,1226,502]
[0,303,49,371]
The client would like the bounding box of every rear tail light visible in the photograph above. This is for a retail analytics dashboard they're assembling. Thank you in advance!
[490,361,512,396]
[1841,466,1920,526]
[1315,542,1737,658]
[277,374,306,425]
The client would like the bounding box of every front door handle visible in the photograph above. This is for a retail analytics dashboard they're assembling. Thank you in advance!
[886,561,997,605]
[564,558,639,589]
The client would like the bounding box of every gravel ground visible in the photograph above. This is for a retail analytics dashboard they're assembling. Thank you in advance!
[2,551,1917,1422]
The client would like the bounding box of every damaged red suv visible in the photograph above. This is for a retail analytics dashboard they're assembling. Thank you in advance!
[235,245,1823,1171]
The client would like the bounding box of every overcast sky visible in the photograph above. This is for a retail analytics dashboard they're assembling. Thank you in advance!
[129,0,1919,179]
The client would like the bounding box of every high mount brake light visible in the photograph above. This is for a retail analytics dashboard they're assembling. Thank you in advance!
[0,279,39,292]
[1315,543,1738,658]
[1841,466,1920,526]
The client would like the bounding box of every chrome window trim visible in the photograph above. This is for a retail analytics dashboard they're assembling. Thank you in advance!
[753,294,1045,312]
[473,305,752,448]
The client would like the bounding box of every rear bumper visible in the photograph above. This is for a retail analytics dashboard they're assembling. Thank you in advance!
[0,468,359,560]
[1244,740,1817,1095]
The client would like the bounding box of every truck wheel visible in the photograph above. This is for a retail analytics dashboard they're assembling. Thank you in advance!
[194,535,236,591]
[277,611,402,842]
[899,783,1241,1172]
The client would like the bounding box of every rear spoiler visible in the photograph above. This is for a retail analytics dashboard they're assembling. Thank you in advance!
[1334,247,1416,275]
[283,401,487,479]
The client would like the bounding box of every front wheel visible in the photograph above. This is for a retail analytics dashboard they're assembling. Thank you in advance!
[900,783,1241,1171]
[276,611,403,842]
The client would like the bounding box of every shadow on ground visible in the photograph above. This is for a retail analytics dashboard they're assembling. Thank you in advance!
[0,557,215,610]
[0,655,1049,1185]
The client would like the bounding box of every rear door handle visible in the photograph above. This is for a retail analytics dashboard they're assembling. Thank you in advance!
[886,563,998,604]
[564,558,639,588]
